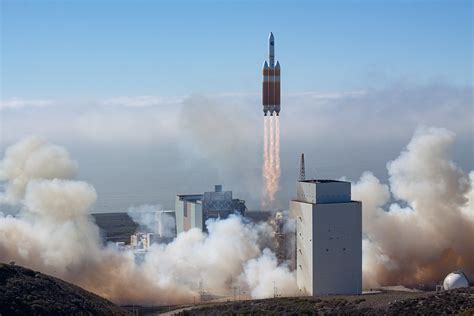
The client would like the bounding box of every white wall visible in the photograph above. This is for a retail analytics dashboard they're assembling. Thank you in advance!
[175,196,184,234]
[291,183,362,296]
[312,202,362,295]
[190,203,203,231]
[290,200,313,295]
[296,181,351,204]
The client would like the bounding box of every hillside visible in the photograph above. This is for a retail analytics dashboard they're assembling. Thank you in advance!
[174,288,474,315]
[0,263,130,316]
[92,212,138,243]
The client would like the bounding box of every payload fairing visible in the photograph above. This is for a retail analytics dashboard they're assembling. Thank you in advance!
[262,32,281,116]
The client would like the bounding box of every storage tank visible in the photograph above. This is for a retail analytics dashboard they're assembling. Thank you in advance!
[443,271,469,290]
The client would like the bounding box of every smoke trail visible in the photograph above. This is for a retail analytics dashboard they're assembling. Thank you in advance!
[262,117,270,208]
[353,127,474,288]
[0,136,297,305]
[268,116,276,202]
[261,115,281,209]
[275,116,281,193]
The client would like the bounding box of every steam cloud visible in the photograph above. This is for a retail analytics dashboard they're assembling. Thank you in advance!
[354,127,474,287]
[0,136,296,305]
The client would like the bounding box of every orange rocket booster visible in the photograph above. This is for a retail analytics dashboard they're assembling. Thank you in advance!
[262,32,281,116]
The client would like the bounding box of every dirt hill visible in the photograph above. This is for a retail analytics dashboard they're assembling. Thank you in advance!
[174,288,474,315]
[0,262,129,316]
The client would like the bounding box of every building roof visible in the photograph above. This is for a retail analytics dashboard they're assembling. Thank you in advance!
[299,179,350,184]
[177,194,203,203]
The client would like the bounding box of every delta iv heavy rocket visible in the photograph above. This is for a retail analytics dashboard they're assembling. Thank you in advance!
[262,32,281,116]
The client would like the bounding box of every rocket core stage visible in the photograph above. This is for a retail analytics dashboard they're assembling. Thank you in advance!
[262,32,281,116]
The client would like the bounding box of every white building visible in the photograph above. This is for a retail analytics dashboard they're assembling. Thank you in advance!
[175,194,204,234]
[290,179,362,295]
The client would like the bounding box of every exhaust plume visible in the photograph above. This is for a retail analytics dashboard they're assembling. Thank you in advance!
[353,127,474,288]
[262,115,281,209]
[0,136,78,204]
[0,136,296,305]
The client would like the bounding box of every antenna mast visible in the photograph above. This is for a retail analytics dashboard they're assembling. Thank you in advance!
[299,153,305,181]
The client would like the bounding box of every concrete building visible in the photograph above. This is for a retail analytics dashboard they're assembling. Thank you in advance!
[290,179,362,295]
[130,232,153,250]
[175,185,246,234]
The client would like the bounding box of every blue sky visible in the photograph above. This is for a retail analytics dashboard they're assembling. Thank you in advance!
[1,0,472,99]
[1,0,473,212]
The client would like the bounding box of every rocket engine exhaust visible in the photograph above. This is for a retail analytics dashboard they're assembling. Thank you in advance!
[262,114,280,209]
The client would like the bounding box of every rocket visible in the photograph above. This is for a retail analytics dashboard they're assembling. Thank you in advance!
[262,32,281,116]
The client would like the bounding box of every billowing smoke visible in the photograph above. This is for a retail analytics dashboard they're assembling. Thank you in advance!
[127,204,176,238]
[1,125,472,303]
[0,136,78,204]
[240,248,297,298]
[262,115,281,209]
[0,136,296,305]
[353,127,474,288]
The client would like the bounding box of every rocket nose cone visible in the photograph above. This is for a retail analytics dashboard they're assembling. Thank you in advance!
[269,32,274,39]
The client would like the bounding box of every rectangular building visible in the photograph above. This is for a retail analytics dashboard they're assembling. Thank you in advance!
[175,185,246,235]
[290,180,362,295]
[175,194,204,234]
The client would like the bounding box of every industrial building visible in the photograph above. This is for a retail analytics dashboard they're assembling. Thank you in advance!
[175,185,247,234]
[290,177,362,295]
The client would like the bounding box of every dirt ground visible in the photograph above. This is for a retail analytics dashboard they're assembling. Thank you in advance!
[151,287,474,316]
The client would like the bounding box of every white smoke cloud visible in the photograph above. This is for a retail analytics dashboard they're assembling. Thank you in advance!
[127,204,176,238]
[353,127,474,288]
[25,179,96,221]
[462,171,474,221]
[240,248,298,298]
[0,136,78,204]
[0,136,296,305]
[1,125,472,302]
